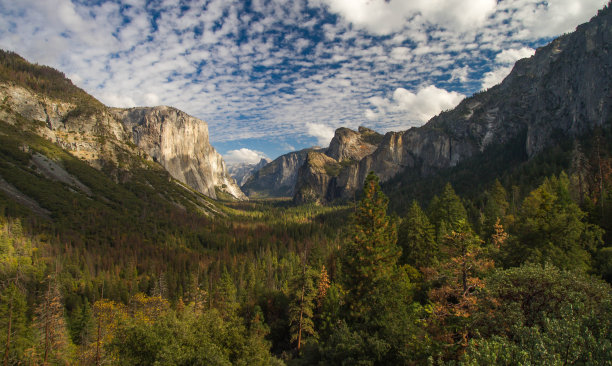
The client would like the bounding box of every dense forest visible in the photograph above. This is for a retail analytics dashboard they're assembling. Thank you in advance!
[2,140,612,364]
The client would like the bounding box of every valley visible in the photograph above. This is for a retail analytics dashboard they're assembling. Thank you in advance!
[1,2,612,365]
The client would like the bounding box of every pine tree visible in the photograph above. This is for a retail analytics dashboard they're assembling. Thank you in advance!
[570,142,590,206]
[90,299,126,366]
[398,200,437,267]
[483,180,510,236]
[212,270,238,318]
[425,222,490,352]
[342,172,400,321]
[1,284,29,366]
[35,277,71,365]
[316,265,330,309]
[288,262,317,351]
[429,183,468,241]
[509,174,603,270]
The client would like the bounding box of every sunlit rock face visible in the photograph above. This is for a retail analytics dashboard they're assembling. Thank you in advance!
[228,158,271,187]
[242,147,322,198]
[112,106,246,200]
[0,82,137,170]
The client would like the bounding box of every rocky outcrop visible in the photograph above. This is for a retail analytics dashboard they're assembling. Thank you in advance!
[0,53,246,201]
[111,106,246,200]
[326,126,382,162]
[293,126,383,204]
[242,148,321,198]
[294,151,341,204]
[228,158,271,187]
[294,5,612,204]
[0,82,139,169]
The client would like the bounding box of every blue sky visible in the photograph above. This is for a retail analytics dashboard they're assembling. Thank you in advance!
[0,0,607,164]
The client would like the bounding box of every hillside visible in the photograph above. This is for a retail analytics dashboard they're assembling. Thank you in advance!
[294,4,612,205]
[0,50,244,201]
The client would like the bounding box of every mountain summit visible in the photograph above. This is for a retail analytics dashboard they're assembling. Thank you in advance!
[293,5,612,204]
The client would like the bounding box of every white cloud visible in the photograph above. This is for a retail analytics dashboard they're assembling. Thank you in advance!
[495,47,535,64]
[369,85,465,124]
[449,66,470,83]
[313,0,497,35]
[306,123,336,147]
[479,47,535,90]
[481,66,513,90]
[144,93,160,106]
[364,109,378,121]
[506,0,608,39]
[224,148,268,165]
[99,92,137,108]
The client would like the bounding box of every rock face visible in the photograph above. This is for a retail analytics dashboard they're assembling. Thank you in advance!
[0,82,137,169]
[228,158,271,187]
[294,6,612,203]
[326,126,382,162]
[0,51,246,201]
[111,107,246,200]
[242,148,321,198]
[293,126,383,204]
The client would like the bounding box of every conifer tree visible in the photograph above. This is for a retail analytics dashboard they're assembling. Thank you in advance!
[1,284,29,366]
[570,142,590,206]
[483,180,510,235]
[425,221,490,352]
[288,262,317,351]
[509,173,603,270]
[342,172,400,321]
[398,200,437,267]
[429,183,468,241]
[316,265,330,309]
[35,277,71,365]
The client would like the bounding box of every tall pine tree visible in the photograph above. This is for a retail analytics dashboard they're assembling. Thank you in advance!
[342,172,400,322]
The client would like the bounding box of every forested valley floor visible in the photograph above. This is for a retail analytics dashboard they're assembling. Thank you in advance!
[2,146,612,364]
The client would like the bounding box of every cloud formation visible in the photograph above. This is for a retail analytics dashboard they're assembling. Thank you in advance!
[224,148,268,165]
[306,123,336,147]
[0,0,607,158]
[314,0,497,34]
[367,86,465,125]
[482,47,536,89]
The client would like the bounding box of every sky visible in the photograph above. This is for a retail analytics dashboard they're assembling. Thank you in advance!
[0,0,608,165]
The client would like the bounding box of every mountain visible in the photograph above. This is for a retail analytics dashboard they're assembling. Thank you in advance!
[111,106,246,200]
[294,6,612,204]
[241,147,322,198]
[294,126,383,204]
[228,157,271,187]
[0,50,245,202]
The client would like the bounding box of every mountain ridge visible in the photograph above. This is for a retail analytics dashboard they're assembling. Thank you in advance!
[0,50,245,201]
[292,5,612,204]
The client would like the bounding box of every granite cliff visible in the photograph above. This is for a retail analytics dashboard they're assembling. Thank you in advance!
[0,51,245,201]
[242,147,322,198]
[293,127,382,204]
[111,107,245,200]
[294,6,612,203]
